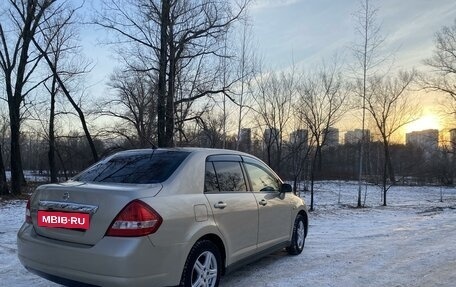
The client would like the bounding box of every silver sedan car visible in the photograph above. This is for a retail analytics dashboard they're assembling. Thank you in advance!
[17,148,308,287]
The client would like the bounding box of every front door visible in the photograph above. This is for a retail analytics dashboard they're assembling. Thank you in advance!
[243,161,292,250]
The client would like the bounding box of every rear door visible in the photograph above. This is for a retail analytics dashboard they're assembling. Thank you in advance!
[204,155,259,263]
[242,157,292,250]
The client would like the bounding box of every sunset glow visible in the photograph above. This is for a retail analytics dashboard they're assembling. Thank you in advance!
[405,114,441,133]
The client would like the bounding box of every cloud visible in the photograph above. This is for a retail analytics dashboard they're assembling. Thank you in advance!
[379,0,456,69]
[251,0,303,10]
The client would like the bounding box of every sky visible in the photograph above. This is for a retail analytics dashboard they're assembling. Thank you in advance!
[248,0,456,141]
[80,0,456,142]
[249,0,456,71]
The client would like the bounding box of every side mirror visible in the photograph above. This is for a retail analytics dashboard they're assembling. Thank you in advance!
[280,183,292,193]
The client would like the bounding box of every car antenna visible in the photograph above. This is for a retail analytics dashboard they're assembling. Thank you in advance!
[151,143,158,149]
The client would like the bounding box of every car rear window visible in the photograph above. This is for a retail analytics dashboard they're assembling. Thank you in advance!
[73,150,190,184]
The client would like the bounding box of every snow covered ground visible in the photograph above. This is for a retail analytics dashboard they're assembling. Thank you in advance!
[5,170,50,183]
[1,181,455,286]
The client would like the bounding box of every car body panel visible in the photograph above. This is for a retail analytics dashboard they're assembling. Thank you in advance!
[205,192,259,265]
[254,192,292,250]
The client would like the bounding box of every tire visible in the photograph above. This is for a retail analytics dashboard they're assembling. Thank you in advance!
[287,214,306,255]
[180,240,222,287]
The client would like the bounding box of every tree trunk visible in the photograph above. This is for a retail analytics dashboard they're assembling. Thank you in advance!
[56,148,69,180]
[386,146,395,183]
[380,136,396,207]
[67,97,98,162]
[0,143,9,196]
[317,147,323,174]
[293,174,298,194]
[275,140,281,174]
[8,99,26,195]
[48,77,58,183]
[165,18,175,147]
[157,0,170,147]
[56,79,98,163]
[310,146,320,211]
[382,142,388,206]
[6,16,36,195]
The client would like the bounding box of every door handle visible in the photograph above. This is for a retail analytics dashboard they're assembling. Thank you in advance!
[214,201,227,209]
[259,199,267,206]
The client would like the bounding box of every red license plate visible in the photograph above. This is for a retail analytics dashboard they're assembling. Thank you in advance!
[37,211,90,230]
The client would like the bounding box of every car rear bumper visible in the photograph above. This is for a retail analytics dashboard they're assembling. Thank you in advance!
[17,223,185,287]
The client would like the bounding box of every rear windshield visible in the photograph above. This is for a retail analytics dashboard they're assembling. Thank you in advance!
[73,150,190,184]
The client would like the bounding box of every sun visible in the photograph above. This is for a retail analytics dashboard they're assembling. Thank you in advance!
[405,114,441,133]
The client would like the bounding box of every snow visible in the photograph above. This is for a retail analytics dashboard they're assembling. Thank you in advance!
[1,181,455,287]
[0,200,56,286]
[5,170,50,183]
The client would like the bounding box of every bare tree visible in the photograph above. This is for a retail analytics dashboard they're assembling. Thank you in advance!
[420,19,456,186]
[351,0,386,207]
[33,1,98,163]
[365,71,419,206]
[285,125,313,194]
[297,64,347,211]
[36,2,88,182]
[251,69,296,174]
[95,0,250,147]
[174,97,212,146]
[234,21,257,150]
[101,69,157,148]
[45,71,59,182]
[197,110,226,148]
[0,0,58,195]
[422,19,456,116]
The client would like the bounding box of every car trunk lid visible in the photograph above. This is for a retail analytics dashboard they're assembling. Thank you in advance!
[30,181,162,245]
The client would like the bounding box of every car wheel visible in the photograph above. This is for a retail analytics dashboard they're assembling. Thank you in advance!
[287,214,306,255]
[180,240,222,287]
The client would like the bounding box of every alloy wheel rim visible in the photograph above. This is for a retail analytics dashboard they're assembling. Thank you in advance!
[191,251,218,287]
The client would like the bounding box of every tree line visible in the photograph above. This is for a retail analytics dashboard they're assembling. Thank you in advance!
[0,0,455,210]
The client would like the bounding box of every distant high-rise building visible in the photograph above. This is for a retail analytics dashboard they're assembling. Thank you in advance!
[450,128,456,152]
[239,128,252,152]
[344,129,371,145]
[323,127,339,147]
[263,128,279,146]
[406,129,439,151]
[290,129,308,146]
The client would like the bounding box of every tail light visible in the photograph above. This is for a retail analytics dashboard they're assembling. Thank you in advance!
[25,199,32,224]
[106,200,162,237]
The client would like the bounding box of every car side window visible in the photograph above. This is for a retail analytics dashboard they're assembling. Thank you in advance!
[244,163,280,192]
[205,161,247,192]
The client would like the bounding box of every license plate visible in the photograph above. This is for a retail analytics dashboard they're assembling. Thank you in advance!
[37,211,90,230]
